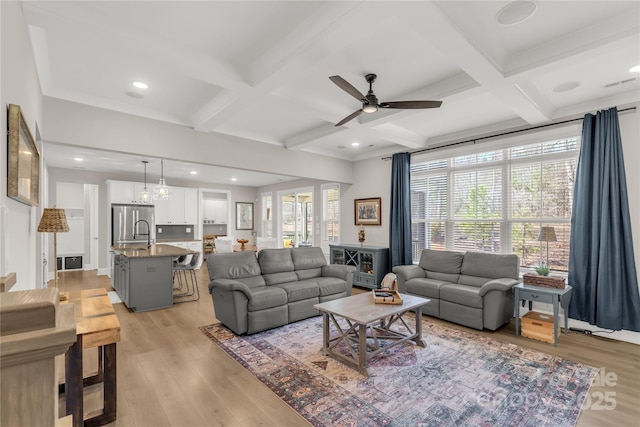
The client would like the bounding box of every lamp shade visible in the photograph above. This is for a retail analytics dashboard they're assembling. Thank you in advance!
[37,208,69,233]
[537,226,557,242]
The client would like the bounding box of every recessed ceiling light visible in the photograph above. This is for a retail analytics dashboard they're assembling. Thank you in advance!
[73,157,84,162]
[132,81,149,89]
[552,81,581,93]
[496,1,537,26]
[231,178,237,182]
[630,65,640,73]
[190,171,197,175]
[351,142,360,147]
[126,91,144,99]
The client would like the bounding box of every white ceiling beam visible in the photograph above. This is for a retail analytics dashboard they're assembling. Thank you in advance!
[400,2,552,124]
[505,10,640,76]
[192,2,397,133]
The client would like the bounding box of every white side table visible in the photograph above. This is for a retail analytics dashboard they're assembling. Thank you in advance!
[514,283,573,346]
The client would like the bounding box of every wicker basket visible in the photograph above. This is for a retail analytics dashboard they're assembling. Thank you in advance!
[523,273,566,289]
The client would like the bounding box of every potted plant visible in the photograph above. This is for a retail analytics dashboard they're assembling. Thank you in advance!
[535,263,550,276]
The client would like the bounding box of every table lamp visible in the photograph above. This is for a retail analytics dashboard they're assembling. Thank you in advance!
[537,226,557,267]
[38,208,69,299]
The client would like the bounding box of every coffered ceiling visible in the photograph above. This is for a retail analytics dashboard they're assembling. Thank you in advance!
[23,1,640,173]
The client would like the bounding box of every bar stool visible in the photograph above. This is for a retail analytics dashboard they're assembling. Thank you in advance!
[172,253,200,303]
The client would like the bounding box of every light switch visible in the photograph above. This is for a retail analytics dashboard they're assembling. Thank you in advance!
[186,227,192,233]
[158,228,163,233]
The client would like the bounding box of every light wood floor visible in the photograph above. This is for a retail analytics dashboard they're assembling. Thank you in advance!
[54,266,639,427]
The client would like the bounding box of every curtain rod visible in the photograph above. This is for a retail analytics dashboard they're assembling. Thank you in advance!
[381,106,637,160]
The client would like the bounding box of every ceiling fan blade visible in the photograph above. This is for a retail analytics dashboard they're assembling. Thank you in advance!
[379,100,442,109]
[329,76,366,102]
[335,109,363,127]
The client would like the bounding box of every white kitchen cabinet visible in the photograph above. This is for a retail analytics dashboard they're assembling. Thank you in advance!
[154,197,171,224]
[107,180,152,205]
[203,199,216,221]
[203,199,227,224]
[215,200,228,224]
[155,186,198,225]
[184,188,198,224]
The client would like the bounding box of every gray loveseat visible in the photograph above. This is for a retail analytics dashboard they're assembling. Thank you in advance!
[207,247,356,335]
[393,249,519,330]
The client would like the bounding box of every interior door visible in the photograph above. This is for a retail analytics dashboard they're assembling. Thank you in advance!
[279,189,313,248]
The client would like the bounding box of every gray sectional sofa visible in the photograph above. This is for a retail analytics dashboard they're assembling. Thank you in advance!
[393,249,519,331]
[207,247,356,335]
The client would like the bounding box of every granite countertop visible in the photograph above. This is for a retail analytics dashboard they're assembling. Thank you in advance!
[112,244,198,259]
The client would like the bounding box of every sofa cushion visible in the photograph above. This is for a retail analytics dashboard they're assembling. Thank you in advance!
[418,249,464,274]
[457,275,490,287]
[246,286,288,311]
[207,251,265,288]
[314,276,347,297]
[291,247,327,269]
[258,248,294,274]
[291,247,326,280]
[274,280,320,303]
[460,251,519,280]
[440,284,483,309]
[406,278,451,299]
[263,271,299,286]
[426,271,460,283]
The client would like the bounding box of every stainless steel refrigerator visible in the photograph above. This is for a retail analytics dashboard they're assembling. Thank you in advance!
[111,204,156,245]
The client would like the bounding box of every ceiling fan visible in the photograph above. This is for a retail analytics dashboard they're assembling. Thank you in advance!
[329,73,442,126]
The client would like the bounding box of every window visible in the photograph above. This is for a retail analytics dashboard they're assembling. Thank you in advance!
[321,184,340,255]
[261,193,272,238]
[411,137,578,272]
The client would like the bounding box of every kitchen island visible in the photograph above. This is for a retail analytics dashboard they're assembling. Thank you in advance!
[112,244,197,312]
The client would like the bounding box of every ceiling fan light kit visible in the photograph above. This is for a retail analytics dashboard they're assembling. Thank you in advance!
[330,73,442,126]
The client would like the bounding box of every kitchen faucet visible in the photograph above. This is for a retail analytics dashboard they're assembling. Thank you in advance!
[134,219,152,248]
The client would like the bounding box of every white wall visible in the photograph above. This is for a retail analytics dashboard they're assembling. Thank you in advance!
[0,1,44,291]
[43,97,355,185]
[342,157,393,247]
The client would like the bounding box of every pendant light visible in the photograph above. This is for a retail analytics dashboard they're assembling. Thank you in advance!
[153,159,170,200]
[139,160,152,204]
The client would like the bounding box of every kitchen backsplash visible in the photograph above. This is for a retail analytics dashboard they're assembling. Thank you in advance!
[156,224,195,241]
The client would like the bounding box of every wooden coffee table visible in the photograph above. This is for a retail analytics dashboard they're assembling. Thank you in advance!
[313,292,430,376]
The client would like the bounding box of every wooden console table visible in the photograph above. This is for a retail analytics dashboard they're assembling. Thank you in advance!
[61,288,120,427]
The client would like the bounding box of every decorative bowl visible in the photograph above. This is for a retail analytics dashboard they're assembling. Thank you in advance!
[237,238,249,249]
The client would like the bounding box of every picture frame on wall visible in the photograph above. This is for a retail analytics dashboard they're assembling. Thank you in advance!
[236,202,254,230]
[7,104,40,206]
[354,197,381,226]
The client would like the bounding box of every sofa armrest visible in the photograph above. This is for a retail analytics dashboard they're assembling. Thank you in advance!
[321,264,357,281]
[392,265,426,281]
[392,265,426,293]
[208,279,252,297]
[478,278,519,297]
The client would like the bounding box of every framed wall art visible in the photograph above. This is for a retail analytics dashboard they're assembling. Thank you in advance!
[354,197,381,226]
[7,104,40,206]
[236,202,254,230]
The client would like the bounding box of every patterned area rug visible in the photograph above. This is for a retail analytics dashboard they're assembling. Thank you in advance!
[200,316,597,427]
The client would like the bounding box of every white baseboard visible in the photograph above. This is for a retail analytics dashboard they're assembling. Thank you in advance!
[523,302,640,345]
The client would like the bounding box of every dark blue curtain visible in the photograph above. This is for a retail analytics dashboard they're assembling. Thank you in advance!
[389,152,412,268]
[568,107,640,332]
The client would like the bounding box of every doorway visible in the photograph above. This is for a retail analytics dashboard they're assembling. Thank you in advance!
[278,188,313,248]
